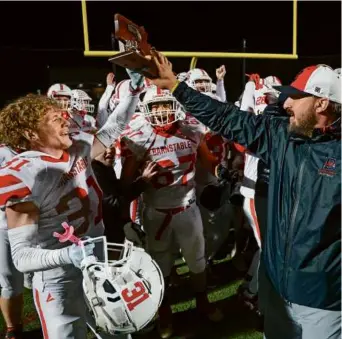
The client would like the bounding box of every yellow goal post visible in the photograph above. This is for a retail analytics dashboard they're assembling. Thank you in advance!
[81,0,298,69]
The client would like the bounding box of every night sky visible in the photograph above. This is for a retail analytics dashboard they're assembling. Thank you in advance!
[0,1,341,105]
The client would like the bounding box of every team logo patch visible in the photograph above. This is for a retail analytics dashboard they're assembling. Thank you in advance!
[318,158,336,177]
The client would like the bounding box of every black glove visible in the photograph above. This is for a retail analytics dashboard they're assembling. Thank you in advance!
[123,222,146,247]
[216,164,239,184]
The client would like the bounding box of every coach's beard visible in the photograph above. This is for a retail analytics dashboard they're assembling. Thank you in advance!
[288,113,318,138]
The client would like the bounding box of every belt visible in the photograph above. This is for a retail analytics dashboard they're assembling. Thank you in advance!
[155,199,195,240]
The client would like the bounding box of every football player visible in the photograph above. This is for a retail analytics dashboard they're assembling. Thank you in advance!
[237,73,282,312]
[121,86,223,338]
[69,89,97,135]
[187,68,212,93]
[0,68,144,339]
[0,145,24,339]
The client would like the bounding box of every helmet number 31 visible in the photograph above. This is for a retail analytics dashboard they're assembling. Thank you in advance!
[121,281,149,311]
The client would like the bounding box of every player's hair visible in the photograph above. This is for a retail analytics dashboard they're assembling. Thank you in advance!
[0,94,60,150]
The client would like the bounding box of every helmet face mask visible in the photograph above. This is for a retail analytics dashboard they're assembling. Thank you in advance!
[147,101,175,126]
[55,96,71,110]
[79,237,164,335]
[71,90,95,114]
[187,68,212,93]
[194,79,211,93]
[47,83,72,110]
[142,87,183,131]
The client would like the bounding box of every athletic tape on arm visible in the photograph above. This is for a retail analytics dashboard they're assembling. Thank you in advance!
[8,224,71,273]
[96,84,141,148]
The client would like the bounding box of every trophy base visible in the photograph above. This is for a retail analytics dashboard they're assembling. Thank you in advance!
[109,50,159,79]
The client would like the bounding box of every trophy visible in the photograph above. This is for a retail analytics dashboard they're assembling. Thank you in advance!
[109,14,159,79]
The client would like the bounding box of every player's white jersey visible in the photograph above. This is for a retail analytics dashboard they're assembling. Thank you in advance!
[0,144,17,166]
[254,86,269,115]
[122,115,205,209]
[69,111,97,136]
[0,132,104,249]
[0,145,18,229]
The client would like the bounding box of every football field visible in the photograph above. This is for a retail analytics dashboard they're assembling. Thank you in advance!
[0,259,263,339]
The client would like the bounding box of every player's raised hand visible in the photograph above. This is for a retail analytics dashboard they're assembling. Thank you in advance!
[106,72,116,86]
[126,68,145,91]
[216,65,226,81]
[149,50,177,90]
[141,161,159,183]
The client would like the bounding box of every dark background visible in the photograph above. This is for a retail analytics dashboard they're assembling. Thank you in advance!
[0,1,340,107]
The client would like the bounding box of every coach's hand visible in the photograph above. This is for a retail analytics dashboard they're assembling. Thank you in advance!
[149,50,178,90]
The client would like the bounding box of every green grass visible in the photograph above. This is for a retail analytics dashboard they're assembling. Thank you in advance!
[0,259,263,339]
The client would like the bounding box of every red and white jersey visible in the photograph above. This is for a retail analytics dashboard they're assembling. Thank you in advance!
[205,132,229,166]
[0,144,17,167]
[69,111,97,137]
[0,145,17,229]
[0,132,104,249]
[195,131,229,187]
[122,115,205,209]
[254,86,269,115]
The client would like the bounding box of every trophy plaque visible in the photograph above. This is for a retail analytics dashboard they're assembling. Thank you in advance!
[109,14,159,79]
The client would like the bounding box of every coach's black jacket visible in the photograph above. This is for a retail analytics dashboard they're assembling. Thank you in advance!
[173,81,341,310]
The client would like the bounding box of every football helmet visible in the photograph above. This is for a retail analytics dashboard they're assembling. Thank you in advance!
[187,68,212,93]
[264,75,282,87]
[141,86,183,129]
[47,83,72,110]
[80,237,164,335]
[70,89,95,114]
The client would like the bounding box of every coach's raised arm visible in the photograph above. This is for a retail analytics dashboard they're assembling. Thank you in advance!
[149,51,282,164]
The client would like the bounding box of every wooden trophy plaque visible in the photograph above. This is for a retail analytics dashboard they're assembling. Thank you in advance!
[109,14,159,79]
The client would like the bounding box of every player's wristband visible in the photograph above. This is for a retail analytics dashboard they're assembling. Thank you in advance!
[170,80,180,94]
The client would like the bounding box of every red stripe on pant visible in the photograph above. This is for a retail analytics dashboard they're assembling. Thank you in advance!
[155,205,190,240]
[34,289,49,339]
[250,198,261,243]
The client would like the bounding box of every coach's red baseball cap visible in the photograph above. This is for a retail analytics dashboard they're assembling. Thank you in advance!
[273,64,341,104]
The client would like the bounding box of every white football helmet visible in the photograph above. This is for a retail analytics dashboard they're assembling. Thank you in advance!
[142,86,183,128]
[109,80,131,112]
[81,237,164,335]
[264,75,282,87]
[187,68,212,93]
[70,89,95,114]
[47,83,72,110]
[177,72,188,82]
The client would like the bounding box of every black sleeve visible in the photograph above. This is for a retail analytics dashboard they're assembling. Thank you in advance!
[91,160,120,208]
[172,81,289,165]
